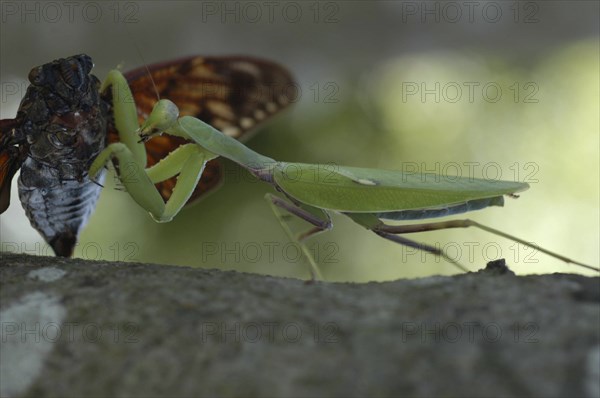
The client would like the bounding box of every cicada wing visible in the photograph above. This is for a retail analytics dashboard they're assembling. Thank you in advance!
[106,55,296,204]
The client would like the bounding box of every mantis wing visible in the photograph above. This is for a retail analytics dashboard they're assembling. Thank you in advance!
[273,163,529,219]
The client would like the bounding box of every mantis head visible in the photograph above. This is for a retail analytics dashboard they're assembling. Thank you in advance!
[139,99,179,139]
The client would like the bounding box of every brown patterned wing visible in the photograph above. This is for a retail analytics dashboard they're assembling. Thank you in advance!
[107,56,296,204]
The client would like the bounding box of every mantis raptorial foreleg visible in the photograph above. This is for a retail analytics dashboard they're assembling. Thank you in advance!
[265,193,332,280]
[99,70,147,165]
[89,71,218,222]
[89,135,216,223]
[145,144,203,183]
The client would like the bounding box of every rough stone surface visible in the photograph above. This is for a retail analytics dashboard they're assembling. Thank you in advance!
[0,253,598,397]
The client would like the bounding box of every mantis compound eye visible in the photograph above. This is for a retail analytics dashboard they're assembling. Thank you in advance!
[140,99,179,135]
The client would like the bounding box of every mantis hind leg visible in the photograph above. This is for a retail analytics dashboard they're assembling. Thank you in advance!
[372,230,469,272]
[346,212,470,272]
[347,213,598,273]
[376,219,599,272]
[265,193,332,280]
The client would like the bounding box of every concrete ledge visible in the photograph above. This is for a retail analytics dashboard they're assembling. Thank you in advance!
[0,253,598,397]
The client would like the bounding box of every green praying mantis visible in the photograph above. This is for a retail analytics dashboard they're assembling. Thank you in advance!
[89,69,599,279]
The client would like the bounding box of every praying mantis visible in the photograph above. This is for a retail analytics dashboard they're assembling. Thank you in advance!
[89,69,599,280]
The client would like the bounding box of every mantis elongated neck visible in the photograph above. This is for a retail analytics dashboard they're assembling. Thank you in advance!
[172,116,276,177]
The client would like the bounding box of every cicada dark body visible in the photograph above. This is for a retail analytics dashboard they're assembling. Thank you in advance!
[1,55,108,256]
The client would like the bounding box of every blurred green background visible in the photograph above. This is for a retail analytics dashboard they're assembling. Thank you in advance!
[1,1,598,281]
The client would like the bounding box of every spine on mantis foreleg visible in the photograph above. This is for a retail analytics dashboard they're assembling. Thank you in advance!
[173,116,277,180]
